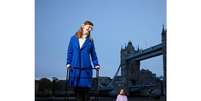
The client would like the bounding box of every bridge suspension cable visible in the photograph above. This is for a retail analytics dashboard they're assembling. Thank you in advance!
[107,64,122,87]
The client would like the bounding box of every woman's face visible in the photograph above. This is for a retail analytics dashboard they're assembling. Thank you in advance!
[82,24,93,34]
[120,89,125,95]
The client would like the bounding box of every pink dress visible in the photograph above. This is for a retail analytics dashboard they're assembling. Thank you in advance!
[116,94,128,101]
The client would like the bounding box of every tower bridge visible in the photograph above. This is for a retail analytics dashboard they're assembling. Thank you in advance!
[100,26,166,96]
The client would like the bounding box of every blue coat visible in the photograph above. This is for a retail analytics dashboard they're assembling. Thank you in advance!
[66,35,99,88]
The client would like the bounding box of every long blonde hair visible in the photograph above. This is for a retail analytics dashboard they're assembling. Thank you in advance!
[75,20,94,41]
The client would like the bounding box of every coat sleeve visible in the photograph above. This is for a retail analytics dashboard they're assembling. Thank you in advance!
[66,37,73,65]
[90,41,99,67]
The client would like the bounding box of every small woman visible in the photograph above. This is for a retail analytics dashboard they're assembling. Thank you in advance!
[66,20,100,101]
[116,89,128,101]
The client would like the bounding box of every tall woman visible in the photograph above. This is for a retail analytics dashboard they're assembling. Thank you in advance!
[66,20,100,101]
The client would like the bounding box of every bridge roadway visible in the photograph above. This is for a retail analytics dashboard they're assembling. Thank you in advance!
[126,43,163,61]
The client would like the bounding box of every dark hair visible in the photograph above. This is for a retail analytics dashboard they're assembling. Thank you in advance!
[119,89,127,96]
[76,20,94,39]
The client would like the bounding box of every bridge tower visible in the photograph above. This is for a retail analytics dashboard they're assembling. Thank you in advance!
[161,25,167,97]
[121,41,140,87]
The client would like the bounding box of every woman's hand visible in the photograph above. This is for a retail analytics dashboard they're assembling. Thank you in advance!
[66,64,71,70]
[95,65,100,70]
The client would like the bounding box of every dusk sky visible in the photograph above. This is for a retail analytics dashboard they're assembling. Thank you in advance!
[35,0,166,79]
